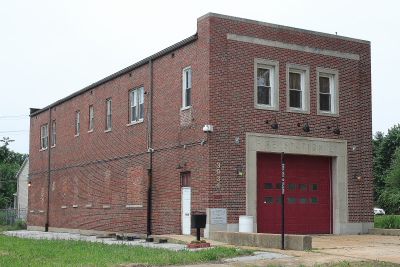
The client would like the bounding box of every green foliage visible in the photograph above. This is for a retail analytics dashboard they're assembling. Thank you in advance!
[0,234,253,267]
[377,189,400,215]
[373,125,400,200]
[374,215,400,229]
[0,137,28,208]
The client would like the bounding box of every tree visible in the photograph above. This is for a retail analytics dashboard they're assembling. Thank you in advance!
[0,137,28,209]
[373,125,400,200]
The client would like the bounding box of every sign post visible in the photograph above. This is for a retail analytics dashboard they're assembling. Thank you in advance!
[281,152,285,250]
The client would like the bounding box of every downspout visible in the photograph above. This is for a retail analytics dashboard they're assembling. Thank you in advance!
[147,59,154,237]
[45,108,52,232]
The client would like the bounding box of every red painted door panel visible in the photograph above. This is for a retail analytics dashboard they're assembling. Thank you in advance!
[257,153,332,234]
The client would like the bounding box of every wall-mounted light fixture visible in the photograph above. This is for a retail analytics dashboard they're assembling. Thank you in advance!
[28,181,31,187]
[297,122,310,132]
[327,121,341,135]
[202,125,214,132]
[177,163,187,170]
[236,167,244,175]
[266,117,279,129]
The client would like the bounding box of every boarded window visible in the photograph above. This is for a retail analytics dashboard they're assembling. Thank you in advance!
[181,172,191,187]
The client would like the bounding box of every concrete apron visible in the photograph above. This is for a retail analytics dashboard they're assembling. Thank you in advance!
[165,234,400,267]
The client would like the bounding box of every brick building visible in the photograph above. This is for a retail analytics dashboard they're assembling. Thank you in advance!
[28,13,373,236]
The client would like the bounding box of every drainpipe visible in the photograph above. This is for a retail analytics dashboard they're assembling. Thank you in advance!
[45,108,52,232]
[147,59,154,237]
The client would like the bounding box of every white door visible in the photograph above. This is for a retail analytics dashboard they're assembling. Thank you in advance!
[181,187,191,235]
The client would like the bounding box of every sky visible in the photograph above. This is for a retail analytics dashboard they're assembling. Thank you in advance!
[1,0,399,154]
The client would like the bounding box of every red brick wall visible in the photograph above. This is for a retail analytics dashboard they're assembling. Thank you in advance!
[205,15,373,224]
[28,13,373,235]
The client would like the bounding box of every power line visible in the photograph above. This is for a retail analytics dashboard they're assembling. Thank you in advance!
[0,130,29,134]
[0,115,29,120]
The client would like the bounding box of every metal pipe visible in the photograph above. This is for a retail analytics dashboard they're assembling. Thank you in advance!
[147,59,154,237]
[45,108,52,232]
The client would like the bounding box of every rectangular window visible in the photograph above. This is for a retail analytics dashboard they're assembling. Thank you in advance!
[317,68,339,116]
[40,124,48,150]
[310,184,318,191]
[106,98,112,131]
[254,59,279,110]
[287,64,309,113]
[75,111,80,136]
[129,87,144,124]
[264,197,273,203]
[264,183,273,189]
[51,120,56,147]
[289,72,302,108]
[89,105,94,132]
[182,66,192,108]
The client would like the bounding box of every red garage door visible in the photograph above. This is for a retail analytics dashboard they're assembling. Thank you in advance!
[257,153,332,234]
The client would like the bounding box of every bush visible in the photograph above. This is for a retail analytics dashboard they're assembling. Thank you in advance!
[375,215,400,229]
[377,188,400,215]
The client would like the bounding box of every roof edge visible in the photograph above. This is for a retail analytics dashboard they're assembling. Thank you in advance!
[30,33,198,117]
[198,12,370,44]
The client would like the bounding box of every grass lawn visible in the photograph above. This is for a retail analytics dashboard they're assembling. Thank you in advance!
[0,233,254,267]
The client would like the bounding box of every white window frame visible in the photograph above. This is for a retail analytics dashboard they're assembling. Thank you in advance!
[40,124,48,150]
[286,64,310,114]
[128,86,144,125]
[317,68,339,116]
[106,98,112,131]
[75,111,81,136]
[254,58,279,110]
[51,120,56,147]
[88,105,94,132]
[182,66,192,109]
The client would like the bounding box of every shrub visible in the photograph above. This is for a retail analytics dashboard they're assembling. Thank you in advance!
[375,215,400,229]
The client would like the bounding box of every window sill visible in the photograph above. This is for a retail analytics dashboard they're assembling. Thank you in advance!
[88,129,94,133]
[51,145,56,149]
[75,134,80,137]
[287,108,310,114]
[254,104,279,111]
[39,148,48,152]
[317,111,339,117]
[127,119,144,127]
[104,129,112,133]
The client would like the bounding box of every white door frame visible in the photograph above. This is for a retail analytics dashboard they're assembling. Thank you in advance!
[181,187,191,235]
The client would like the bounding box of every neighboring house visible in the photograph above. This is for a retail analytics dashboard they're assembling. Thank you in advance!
[28,13,373,236]
[15,157,29,221]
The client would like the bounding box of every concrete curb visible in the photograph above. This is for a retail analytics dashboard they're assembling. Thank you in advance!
[210,231,312,251]
[369,228,400,236]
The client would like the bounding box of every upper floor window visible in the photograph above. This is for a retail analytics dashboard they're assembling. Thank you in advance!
[317,68,339,116]
[129,87,144,124]
[51,120,56,147]
[40,124,48,150]
[106,98,112,131]
[89,105,94,132]
[182,66,192,108]
[254,59,279,110]
[75,111,81,136]
[287,64,310,113]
